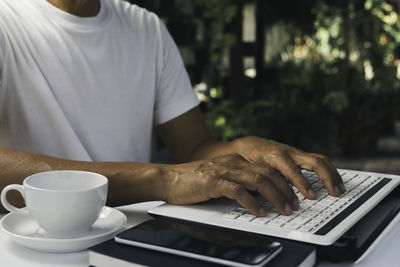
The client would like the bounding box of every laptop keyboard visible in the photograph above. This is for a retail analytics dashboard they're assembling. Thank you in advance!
[222,170,390,234]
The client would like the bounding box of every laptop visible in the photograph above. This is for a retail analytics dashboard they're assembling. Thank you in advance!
[148,169,400,246]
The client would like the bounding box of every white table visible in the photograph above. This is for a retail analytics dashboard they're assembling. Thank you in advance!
[1,201,399,267]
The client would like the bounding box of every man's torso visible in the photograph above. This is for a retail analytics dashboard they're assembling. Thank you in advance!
[0,0,166,162]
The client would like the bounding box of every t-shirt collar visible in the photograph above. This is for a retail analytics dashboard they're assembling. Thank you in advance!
[30,0,111,30]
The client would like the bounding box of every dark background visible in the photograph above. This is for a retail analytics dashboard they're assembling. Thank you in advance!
[129,0,400,174]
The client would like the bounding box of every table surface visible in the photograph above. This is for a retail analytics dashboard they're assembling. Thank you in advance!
[1,201,399,267]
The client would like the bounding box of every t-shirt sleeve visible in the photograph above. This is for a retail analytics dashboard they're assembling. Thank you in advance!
[153,20,200,126]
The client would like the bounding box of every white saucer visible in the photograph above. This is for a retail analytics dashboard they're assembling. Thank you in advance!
[0,206,127,253]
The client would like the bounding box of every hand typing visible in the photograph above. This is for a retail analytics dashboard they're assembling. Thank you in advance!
[162,137,345,217]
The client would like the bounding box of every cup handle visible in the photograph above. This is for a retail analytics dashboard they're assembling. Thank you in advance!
[1,184,28,214]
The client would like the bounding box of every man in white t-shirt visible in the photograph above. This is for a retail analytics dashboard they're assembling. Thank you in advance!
[0,0,345,215]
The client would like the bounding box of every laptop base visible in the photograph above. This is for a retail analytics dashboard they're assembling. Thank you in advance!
[317,184,400,262]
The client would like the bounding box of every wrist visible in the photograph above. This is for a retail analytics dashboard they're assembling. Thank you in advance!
[158,161,201,204]
[231,136,253,154]
[231,136,264,159]
[150,164,180,202]
[135,163,174,203]
[105,162,173,205]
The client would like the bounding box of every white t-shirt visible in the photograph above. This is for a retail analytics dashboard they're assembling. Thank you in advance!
[0,0,199,162]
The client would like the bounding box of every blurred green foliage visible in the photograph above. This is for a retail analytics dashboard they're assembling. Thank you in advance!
[197,0,400,156]
[131,0,400,157]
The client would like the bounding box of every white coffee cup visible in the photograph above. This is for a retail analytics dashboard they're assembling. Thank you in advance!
[1,170,108,238]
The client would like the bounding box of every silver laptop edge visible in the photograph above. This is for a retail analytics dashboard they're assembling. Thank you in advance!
[148,169,400,246]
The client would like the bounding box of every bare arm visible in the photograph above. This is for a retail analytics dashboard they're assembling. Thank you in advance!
[0,146,168,212]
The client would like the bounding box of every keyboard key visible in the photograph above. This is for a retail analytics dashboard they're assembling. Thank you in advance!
[298,225,314,232]
[325,206,339,214]
[267,220,285,227]
[283,222,302,230]
[291,209,305,216]
[290,215,311,225]
[252,217,271,224]
[236,214,256,222]
[318,198,335,206]
[301,199,315,208]
[222,212,241,219]
[273,215,292,223]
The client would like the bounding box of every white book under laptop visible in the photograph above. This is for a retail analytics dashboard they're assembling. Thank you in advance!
[148,169,400,246]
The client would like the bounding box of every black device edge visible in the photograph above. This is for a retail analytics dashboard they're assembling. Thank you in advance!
[317,182,400,262]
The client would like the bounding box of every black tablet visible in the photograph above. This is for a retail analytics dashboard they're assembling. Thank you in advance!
[115,220,282,267]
